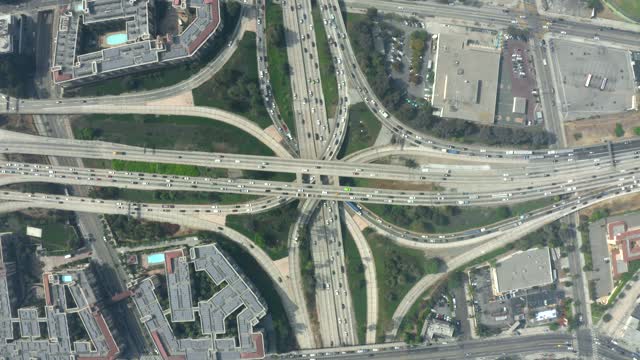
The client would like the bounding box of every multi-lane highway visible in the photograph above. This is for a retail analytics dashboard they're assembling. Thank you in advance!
[2,0,640,355]
[2,159,640,209]
[282,0,358,347]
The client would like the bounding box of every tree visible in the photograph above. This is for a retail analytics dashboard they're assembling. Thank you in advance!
[614,123,625,137]
[583,0,603,12]
[405,158,419,169]
[77,127,101,140]
[267,23,286,48]
[602,313,612,322]
[366,8,378,20]
[549,322,560,331]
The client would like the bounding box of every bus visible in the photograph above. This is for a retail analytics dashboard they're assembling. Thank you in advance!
[600,77,607,91]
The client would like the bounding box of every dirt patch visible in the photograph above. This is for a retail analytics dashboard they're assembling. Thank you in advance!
[264,124,283,141]
[580,192,640,218]
[353,215,369,230]
[0,114,37,134]
[273,256,289,278]
[172,226,198,238]
[145,91,194,107]
[564,110,640,147]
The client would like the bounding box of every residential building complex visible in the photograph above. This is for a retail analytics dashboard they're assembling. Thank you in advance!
[51,0,222,87]
[131,244,266,360]
[0,233,119,360]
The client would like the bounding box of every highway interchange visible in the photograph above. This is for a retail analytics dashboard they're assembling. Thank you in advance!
[1,0,640,358]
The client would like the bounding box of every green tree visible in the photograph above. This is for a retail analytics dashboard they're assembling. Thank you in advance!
[602,313,612,322]
[267,23,286,48]
[405,158,419,169]
[614,123,625,137]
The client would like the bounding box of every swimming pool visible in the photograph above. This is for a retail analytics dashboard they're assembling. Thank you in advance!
[147,253,165,264]
[61,275,73,283]
[105,33,128,46]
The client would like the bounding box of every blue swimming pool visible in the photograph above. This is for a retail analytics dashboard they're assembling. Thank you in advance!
[105,33,127,46]
[147,253,165,264]
[61,275,73,283]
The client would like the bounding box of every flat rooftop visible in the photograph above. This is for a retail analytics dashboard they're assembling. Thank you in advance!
[0,233,119,359]
[132,244,266,360]
[492,247,554,294]
[432,32,501,124]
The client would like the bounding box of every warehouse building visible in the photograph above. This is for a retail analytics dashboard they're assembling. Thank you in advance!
[51,0,222,87]
[431,32,501,124]
[491,247,555,295]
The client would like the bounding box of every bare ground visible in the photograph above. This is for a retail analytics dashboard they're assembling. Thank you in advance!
[580,192,640,218]
[564,110,640,147]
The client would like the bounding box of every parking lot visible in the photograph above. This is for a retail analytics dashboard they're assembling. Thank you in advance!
[495,39,539,126]
[549,39,636,121]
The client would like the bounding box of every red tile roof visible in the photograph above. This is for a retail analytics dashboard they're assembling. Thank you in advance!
[187,0,220,54]
[240,333,265,359]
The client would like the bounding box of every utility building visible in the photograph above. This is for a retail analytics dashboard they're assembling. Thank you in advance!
[491,248,555,295]
[431,32,501,124]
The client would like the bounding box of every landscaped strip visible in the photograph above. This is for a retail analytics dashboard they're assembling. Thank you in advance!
[193,32,272,128]
[265,0,296,135]
[226,200,299,259]
[342,221,367,344]
[363,228,441,342]
[311,1,339,120]
[363,198,555,234]
[338,103,382,159]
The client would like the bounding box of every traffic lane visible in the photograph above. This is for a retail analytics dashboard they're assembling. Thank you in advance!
[6,138,640,185]
[291,333,573,359]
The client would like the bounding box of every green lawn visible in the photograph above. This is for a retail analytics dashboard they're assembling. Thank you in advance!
[609,0,640,21]
[342,222,367,344]
[71,114,274,156]
[265,0,296,135]
[338,103,382,159]
[192,32,272,128]
[226,200,299,259]
[311,1,338,120]
[365,197,554,234]
[63,2,242,97]
[42,223,78,254]
[89,187,258,205]
[363,228,440,341]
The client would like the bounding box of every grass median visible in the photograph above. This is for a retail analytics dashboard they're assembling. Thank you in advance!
[363,198,555,234]
[342,221,367,344]
[338,103,382,159]
[363,228,442,342]
[193,32,272,128]
[72,113,274,156]
[311,0,338,120]
[226,200,299,260]
[265,0,296,135]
